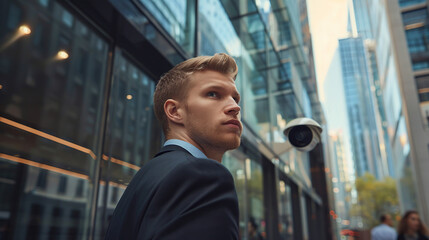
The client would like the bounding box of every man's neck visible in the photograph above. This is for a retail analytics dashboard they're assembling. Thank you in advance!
[166,135,224,162]
[200,147,224,162]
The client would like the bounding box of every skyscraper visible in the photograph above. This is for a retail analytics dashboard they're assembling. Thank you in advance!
[351,0,429,222]
[386,0,429,222]
[338,37,384,179]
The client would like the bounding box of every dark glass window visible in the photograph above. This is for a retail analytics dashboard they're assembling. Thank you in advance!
[26,204,44,240]
[405,26,429,53]
[7,4,22,30]
[255,98,270,123]
[402,8,427,25]
[75,179,84,197]
[58,175,67,194]
[95,50,161,239]
[48,208,63,240]
[277,62,292,90]
[38,0,50,7]
[36,170,48,189]
[110,187,118,204]
[0,0,109,239]
[416,74,429,103]
[68,210,81,240]
[278,21,292,46]
[399,0,426,8]
[136,0,196,55]
[412,61,429,70]
[278,180,294,239]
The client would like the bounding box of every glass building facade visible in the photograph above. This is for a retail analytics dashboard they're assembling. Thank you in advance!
[338,37,385,179]
[395,0,429,222]
[351,0,429,222]
[0,0,332,239]
[401,1,429,125]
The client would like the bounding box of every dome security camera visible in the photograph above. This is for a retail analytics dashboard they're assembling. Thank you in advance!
[283,118,323,152]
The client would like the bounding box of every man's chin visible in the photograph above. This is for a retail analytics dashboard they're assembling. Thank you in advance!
[224,138,241,150]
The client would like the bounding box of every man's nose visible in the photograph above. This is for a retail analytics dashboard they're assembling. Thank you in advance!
[225,99,241,116]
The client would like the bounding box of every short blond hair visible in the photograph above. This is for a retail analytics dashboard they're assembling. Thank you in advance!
[153,53,238,135]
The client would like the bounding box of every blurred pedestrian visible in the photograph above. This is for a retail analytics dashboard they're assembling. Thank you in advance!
[105,53,242,240]
[397,210,429,240]
[371,214,397,240]
[248,217,264,240]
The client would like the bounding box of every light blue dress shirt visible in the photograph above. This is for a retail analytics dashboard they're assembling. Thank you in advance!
[371,224,397,240]
[164,139,208,159]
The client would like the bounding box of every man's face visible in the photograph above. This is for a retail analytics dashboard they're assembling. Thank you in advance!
[385,215,393,226]
[181,70,242,153]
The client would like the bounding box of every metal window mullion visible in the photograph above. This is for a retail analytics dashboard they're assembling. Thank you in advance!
[88,44,117,240]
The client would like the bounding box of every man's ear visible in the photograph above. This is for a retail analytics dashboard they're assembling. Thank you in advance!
[164,99,184,124]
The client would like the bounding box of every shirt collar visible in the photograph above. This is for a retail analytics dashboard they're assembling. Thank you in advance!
[164,139,208,159]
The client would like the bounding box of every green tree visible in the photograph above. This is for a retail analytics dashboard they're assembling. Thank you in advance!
[349,173,400,229]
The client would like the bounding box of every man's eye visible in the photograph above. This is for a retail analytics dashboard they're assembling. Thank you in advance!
[207,92,218,98]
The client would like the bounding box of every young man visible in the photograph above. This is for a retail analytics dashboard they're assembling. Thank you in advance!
[105,53,241,240]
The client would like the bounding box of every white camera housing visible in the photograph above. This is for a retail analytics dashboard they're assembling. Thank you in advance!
[283,118,323,152]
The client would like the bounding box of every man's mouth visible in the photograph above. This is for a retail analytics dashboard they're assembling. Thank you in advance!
[224,119,242,130]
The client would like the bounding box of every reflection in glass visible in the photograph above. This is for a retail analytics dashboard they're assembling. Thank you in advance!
[300,195,309,240]
[246,158,265,239]
[398,155,418,212]
[415,74,429,128]
[139,0,196,56]
[223,151,246,239]
[405,26,429,54]
[223,149,266,240]
[402,8,427,25]
[198,0,239,56]
[399,0,426,8]
[0,0,108,239]
[95,51,161,239]
[278,180,293,239]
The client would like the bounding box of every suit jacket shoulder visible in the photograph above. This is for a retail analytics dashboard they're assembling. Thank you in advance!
[105,145,239,240]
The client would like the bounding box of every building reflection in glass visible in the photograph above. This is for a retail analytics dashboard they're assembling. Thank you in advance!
[94,50,161,239]
[0,0,108,239]
[223,149,266,240]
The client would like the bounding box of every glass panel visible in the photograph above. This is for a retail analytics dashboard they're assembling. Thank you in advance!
[300,195,309,240]
[109,0,185,65]
[198,0,241,56]
[224,148,266,240]
[94,51,161,239]
[405,26,429,54]
[278,180,293,239]
[253,97,271,142]
[412,60,429,71]
[0,0,109,239]
[383,57,402,141]
[399,0,426,8]
[138,0,196,56]
[415,74,429,128]
[397,155,418,211]
[246,158,265,239]
[402,8,427,25]
[220,0,258,20]
[198,0,272,144]
[223,151,246,239]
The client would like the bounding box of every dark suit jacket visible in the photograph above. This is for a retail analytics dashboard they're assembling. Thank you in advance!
[105,145,239,240]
